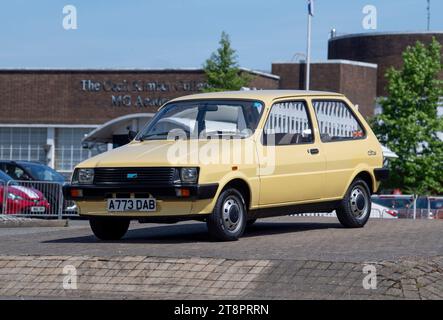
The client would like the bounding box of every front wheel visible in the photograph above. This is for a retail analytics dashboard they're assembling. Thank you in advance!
[206,188,247,241]
[89,217,130,240]
[336,179,371,228]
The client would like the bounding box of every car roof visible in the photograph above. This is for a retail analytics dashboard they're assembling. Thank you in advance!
[0,160,43,165]
[0,160,41,164]
[169,90,344,104]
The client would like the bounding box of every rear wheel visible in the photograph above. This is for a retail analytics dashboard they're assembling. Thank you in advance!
[206,188,247,241]
[336,179,371,228]
[89,217,130,240]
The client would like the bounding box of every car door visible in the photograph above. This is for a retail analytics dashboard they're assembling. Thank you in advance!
[257,100,326,205]
[311,99,370,199]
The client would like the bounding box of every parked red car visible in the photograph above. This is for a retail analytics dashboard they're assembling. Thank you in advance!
[0,170,50,215]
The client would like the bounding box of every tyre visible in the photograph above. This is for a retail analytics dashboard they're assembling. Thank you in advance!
[206,188,247,241]
[336,179,372,228]
[89,217,130,240]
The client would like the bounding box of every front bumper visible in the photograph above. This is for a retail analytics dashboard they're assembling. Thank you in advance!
[62,183,219,201]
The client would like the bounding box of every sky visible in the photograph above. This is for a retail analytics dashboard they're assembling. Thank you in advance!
[0,0,442,72]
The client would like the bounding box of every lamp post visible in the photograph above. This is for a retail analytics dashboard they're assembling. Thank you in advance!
[306,0,314,91]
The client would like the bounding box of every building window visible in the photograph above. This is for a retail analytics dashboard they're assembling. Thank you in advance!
[0,127,47,163]
[54,128,99,172]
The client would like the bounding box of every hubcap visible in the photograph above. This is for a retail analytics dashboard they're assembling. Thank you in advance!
[350,186,369,219]
[222,196,243,233]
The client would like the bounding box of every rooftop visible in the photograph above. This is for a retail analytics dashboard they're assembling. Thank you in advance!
[272,59,378,69]
[329,30,443,42]
[0,67,279,80]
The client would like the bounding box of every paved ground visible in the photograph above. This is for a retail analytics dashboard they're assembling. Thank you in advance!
[1,217,443,300]
[0,215,67,228]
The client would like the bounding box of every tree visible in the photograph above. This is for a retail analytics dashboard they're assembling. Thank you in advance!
[372,39,443,195]
[203,32,250,92]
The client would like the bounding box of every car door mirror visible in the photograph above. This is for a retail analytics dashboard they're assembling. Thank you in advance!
[128,130,138,141]
[302,129,312,138]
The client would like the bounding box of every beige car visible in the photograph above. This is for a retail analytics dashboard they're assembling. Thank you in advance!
[64,90,388,241]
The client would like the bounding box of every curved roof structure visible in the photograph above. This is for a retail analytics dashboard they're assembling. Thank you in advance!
[329,31,443,42]
[83,113,155,145]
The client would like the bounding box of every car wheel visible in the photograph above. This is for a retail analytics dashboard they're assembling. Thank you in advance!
[336,179,371,228]
[89,217,130,241]
[206,188,247,241]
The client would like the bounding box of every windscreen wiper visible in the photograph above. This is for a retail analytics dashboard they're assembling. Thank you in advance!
[139,132,171,140]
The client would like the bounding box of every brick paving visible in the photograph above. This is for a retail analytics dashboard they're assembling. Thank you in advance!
[1,255,442,300]
[1,217,443,300]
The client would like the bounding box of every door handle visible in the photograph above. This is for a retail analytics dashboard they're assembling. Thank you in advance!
[308,148,320,155]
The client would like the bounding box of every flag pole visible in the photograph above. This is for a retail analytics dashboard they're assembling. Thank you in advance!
[427,0,431,31]
[306,0,313,91]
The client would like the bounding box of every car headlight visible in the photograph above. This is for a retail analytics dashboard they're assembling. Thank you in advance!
[179,168,199,184]
[7,193,25,201]
[73,168,94,185]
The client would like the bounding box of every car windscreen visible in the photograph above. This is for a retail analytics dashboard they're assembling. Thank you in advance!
[20,163,65,183]
[137,100,264,141]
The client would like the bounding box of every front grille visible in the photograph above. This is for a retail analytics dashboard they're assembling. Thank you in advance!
[93,168,175,186]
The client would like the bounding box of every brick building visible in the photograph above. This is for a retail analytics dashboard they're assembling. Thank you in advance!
[0,68,279,173]
[271,60,378,118]
[328,31,443,97]
[272,31,443,120]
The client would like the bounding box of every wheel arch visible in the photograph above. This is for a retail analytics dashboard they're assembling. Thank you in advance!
[221,178,252,210]
[351,171,375,194]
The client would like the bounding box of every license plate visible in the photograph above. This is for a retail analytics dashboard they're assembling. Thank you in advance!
[107,198,156,212]
[31,207,46,213]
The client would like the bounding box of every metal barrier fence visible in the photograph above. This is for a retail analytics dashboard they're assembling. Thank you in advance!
[371,195,443,220]
[0,180,79,218]
[0,180,441,220]
[293,195,442,220]
[371,195,416,219]
[0,179,5,215]
[427,197,443,220]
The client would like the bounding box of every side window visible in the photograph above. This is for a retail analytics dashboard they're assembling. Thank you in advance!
[313,100,365,142]
[5,165,29,181]
[263,101,314,146]
[4,164,17,179]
